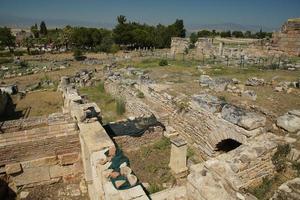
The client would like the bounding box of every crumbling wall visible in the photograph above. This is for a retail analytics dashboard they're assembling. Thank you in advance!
[60,77,149,200]
[272,18,300,56]
[187,133,279,200]
[0,113,82,187]
[105,79,251,158]
[170,37,190,55]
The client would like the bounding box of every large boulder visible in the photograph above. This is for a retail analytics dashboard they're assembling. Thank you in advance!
[192,94,225,113]
[221,104,266,130]
[277,110,300,133]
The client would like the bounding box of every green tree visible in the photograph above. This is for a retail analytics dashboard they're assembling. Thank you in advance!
[0,27,15,52]
[31,23,39,38]
[22,36,34,54]
[40,21,48,35]
[232,31,244,38]
[190,32,198,44]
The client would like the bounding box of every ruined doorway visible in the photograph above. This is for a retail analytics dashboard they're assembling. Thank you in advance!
[216,139,242,153]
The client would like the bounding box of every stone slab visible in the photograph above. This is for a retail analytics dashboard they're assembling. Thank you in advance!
[5,163,22,175]
[12,166,50,186]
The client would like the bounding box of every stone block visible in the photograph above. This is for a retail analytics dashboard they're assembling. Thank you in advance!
[49,164,76,178]
[58,152,79,165]
[21,156,58,169]
[12,166,50,186]
[5,163,22,175]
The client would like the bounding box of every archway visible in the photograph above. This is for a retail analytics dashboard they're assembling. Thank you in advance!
[215,139,242,153]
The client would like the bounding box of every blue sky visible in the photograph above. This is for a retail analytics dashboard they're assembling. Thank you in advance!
[0,0,299,28]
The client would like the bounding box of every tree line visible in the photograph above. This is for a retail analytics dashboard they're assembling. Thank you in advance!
[0,16,273,54]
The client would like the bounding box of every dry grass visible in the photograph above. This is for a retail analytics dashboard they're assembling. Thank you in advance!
[12,91,62,118]
[123,137,175,194]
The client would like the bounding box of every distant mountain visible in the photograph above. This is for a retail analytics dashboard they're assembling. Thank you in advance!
[0,14,114,29]
[187,22,278,33]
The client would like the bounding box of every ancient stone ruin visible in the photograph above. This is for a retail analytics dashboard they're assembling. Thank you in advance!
[272,18,300,56]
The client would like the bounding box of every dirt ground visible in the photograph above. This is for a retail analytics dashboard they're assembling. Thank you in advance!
[3,90,63,120]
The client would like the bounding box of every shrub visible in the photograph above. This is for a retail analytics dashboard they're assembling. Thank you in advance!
[272,144,291,172]
[30,50,42,55]
[19,61,29,68]
[73,49,86,61]
[14,51,25,56]
[136,90,144,98]
[116,98,126,115]
[159,59,168,66]
[250,177,275,200]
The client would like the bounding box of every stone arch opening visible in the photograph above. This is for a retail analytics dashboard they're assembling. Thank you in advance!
[215,139,242,153]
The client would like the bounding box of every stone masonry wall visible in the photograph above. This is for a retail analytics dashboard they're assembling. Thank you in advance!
[0,113,82,187]
[272,18,300,56]
[60,77,149,200]
[187,133,280,200]
[105,79,252,158]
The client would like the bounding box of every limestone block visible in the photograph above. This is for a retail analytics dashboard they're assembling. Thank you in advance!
[12,166,50,186]
[103,181,121,200]
[119,185,149,200]
[277,113,300,133]
[5,163,22,175]
[58,152,79,165]
[49,164,76,178]
[21,156,57,169]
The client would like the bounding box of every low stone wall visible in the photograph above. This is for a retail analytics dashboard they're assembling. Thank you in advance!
[187,133,280,200]
[60,77,149,200]
[104,79,255,158]
[0,113,82,188]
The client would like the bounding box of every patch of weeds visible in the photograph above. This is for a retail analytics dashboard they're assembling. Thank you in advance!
[187,147,195,159]
[159,59,168,66]
[272,144,291,172]
[116,98,126,115]
[153,137,170,150]
[175,99,190,112]
[292,162,300,176]
[249,176,276,200]
[136,90,145,98]
[148,183,163,194]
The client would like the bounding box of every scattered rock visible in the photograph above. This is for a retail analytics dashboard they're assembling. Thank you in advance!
[192,94,225,113]
[245,77,265,86]
[277,110,300,133]
[241,90,257,101]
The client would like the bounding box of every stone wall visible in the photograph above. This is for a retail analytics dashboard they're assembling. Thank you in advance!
[60,77,150,200]
[187,133,280,200]
[104,79,255,159]
[0,113,82,187]
[170,37,190,55]
[272,18,300,56]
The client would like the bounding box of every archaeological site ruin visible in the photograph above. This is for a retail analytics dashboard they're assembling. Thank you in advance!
[0,4,300,198]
